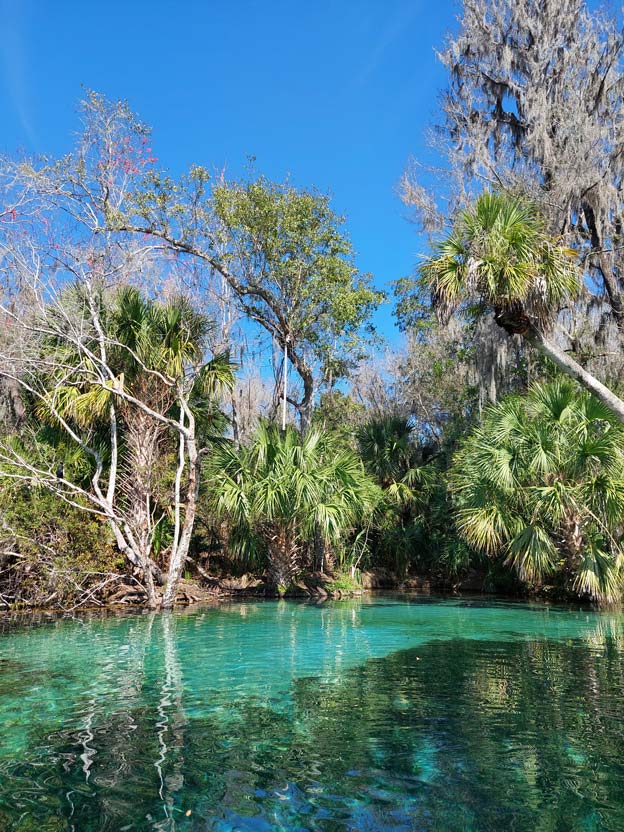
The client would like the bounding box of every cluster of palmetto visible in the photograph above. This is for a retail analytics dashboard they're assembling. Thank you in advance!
[206,422,380,591]
[204,415,450,589]
[453,381,624,603]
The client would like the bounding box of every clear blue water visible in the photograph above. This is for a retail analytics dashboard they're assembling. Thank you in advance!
[1,595,624,831]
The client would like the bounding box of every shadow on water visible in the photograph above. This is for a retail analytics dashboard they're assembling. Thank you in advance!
[0,598,623,830]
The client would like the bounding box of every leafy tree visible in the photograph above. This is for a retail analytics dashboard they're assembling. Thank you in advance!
[452,379,624,603]
[211,176,383,430]
[417,191,624,422]
[5,93,382,432]
[207,422,379,591]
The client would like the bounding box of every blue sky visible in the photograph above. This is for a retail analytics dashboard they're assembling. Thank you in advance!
[0,0,457,344]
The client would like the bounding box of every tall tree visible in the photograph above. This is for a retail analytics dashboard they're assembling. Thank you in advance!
[5,93,381,432]
[209,176,382,432]
[403,0,624,338]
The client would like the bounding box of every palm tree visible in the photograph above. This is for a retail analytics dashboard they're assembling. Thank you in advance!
[356,416,433,576]
[110,288,234,607]
[38,285,234,608]
[207,422,380,592]
[356,416,427,495]
[452,379,624,603]
[420,191,624,422]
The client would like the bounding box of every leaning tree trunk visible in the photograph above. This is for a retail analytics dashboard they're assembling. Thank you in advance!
[522,324,624,423]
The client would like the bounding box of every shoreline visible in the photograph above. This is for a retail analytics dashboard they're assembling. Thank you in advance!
[0,581,604,630]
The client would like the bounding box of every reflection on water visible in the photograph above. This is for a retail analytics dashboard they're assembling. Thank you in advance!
[0,597,624,830]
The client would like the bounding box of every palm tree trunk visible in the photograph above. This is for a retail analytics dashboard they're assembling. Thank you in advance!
[523,325,624,423]
[313,524,325,572]
[267,526,299,593]
[119,524,159,608]
[142,554,159,609]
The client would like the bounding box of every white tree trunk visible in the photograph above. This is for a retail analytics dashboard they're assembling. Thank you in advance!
[524,325,624,423]
[162,398,200,609]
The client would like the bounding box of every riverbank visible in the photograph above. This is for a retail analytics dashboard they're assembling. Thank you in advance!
[0,559,581,615]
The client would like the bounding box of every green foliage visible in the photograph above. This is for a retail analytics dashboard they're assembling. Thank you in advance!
[357,416,423,492]
[206,422,380,584]
[37,284,235,431]
[4,283,235,607]
[356,416,436,576]
[7,92,623,609]
[453,379,624,603]
[312,390,366,438]
[112,287,214,380]
[403,463,476,578]
[418,191,581,329]
[324,572,362,593]
[213,176,382,370]
[0,483,119,607]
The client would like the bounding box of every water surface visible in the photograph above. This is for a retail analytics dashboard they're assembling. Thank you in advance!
[1,595,623,831]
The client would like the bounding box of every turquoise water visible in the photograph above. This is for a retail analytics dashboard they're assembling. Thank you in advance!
[1,596,624,831]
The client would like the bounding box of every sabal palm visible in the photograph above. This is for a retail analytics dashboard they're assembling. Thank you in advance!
[356,416,429,501]
[420,191,580,330]
[38,285,234,606]
[208,422,380,590]
[453,379,624,603]
[111,288,216,382]
[420,191,624,423]
[42,286,233,428]
[356,416,433,575]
